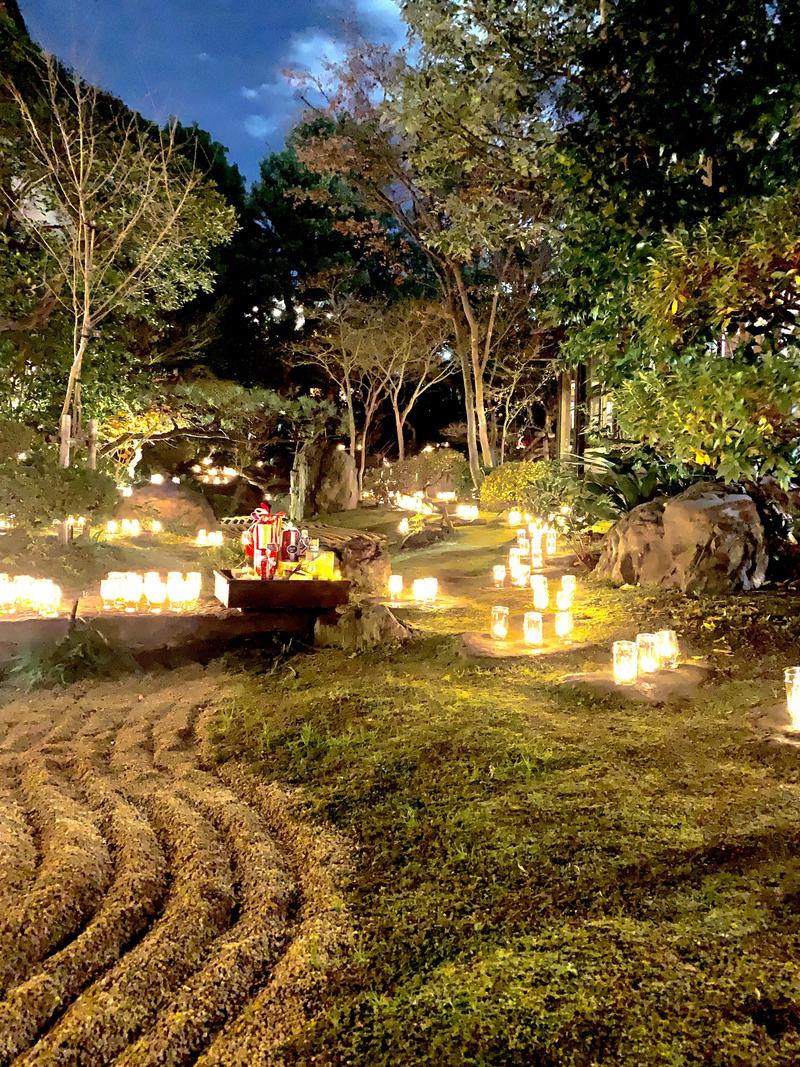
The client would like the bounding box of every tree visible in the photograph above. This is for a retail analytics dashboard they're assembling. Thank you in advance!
[366,299,454,459]
[5,52,237,465]
[290,43,554,485]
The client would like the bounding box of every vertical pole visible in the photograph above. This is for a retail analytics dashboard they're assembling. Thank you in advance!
[556,371,572,458]
[574,362,588,468]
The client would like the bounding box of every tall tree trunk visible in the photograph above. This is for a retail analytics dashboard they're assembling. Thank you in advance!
[60,328,89,468]
[392,400,405,461]
[452,265,494,468]
[473,368,493,467]
[457,340,482,489]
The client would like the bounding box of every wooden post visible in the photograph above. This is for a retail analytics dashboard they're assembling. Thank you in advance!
[556,372,572,458]
[87,418,98,470]
[59,413,71,468]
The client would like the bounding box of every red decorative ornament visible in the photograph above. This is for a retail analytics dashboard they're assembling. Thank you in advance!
[242,503,285,580]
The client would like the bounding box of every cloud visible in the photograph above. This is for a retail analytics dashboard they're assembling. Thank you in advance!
[196,51,212,63]
[244,114,277,139]
[241,86,259,100]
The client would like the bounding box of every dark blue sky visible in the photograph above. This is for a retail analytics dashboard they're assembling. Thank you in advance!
[18,0,405,183]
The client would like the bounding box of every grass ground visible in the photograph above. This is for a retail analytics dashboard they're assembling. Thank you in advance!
[210,511,800,1065]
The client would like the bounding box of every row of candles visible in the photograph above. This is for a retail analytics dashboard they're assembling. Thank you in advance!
[611,631,680,685]
[0,575,62,617]
[387,574,438,605]
[99,571,202,613]
[491,572,578,643]
[106,518,162,537]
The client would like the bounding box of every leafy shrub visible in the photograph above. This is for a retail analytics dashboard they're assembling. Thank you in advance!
[7,626,138,690]
[579,447,699,521]
[367,450,472,501]
[480,460,579,516]
[0,454,117,530]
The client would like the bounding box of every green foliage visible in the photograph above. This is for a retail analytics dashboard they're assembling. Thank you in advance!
[0,453,117,529]
[7,625,138,690]
[613,347,800,484]
[579,447,698,521]
[480,460,578,516]
[366,449,472,500]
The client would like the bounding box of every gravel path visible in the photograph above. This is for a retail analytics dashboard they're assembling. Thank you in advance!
[0,665,349,1065]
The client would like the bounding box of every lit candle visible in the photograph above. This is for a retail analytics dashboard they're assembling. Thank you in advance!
[561,575,577,595]
[184,572,202,607]
[523,611,543,646]
[130,519,141,537]
[106,519,119,535]
[123,572,144,613]
[531,548,543,572]
[636,632,660,673]
[143,572,166,613]
[508,509,522,526]
[492,565,506,589]
[398,517,410,536]
[121,518,132,535]
[531,574,549,611]
[555,588,573,611]
[412,577,438,604]
[513,564,530,588]
[388,574,404,601]
[554,611,573,640]
[151,519,162,534]
[508,547,524,569]
[100,578,114,611]
[785,667,800,730]
[491,605,509,640]
[545,527,557,556]
[196,529,208,546]
[166,571,185,610]
[656,629,680,670]
[613,640,638,685]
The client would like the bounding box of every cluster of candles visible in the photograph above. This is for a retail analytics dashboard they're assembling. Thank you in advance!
[611,630,680,685]
[195,529,224,547]
[0,575,62,617]
[99,571,202,613]
[106,518,162,537]
[387,574,439,605]
[493,521,558,590]
[454,503,479,522]
[491,574,577,644]
[191,459,238,486]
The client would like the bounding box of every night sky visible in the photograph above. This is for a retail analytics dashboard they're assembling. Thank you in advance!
[18,0,405,183]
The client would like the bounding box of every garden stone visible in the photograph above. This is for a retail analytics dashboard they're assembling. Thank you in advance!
[116,482,217,531]
[307,524,391,594]
[315,602,413,651]
[560,662,712,705]
[595,482,767,594]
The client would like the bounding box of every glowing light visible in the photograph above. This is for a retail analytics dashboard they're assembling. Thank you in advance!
[545,527,557,556]
[387,574,404,601]
[636,633,660,673]
[554,611,573,640]
[786,667,800,730]
[412,577,438,604]
[336,443,346,451]
[508,509,522,526]
[436,491,456,502]
[492,564,506,588]
[455,503,478,522]
[143,572,166,613]
[613,641,638,686]
[561,575,577,595]
[523,611,543,647]
[656,629,680,670]
[555,588,573,611]
[491,605,509,640]
[150,473,165,485]
[150,519,162,534]
[531,574,549,611]
[398,517,410,536]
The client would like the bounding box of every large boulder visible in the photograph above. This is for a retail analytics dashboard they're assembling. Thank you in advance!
[595,482,768,594]
[307,524,391,595]
[116,482,217,532]
[291,440,358,519]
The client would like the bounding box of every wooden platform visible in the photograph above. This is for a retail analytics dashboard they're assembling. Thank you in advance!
[213,570,351,611]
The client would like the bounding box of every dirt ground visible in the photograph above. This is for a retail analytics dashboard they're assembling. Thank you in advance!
[0,664,349,1066]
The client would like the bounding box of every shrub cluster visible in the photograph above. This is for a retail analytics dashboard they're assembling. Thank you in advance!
[366,449,472,502]
[480,459,579,516]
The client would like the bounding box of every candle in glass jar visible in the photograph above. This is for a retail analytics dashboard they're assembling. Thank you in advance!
[555,588,573,611]
[561,574,577,595]
[554,611,573,640]
[523,611,543,646]
[545,527,557,556]
[508,509,522,526]
[531,574,548,611]
[785,667,800,730]
[492,564,506,589]
[656,629,680,670]
[412,577,438,604]
[636,632,660,673]
[491,605,509,640]
[388,574,404,601]
[613,640,638,685]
